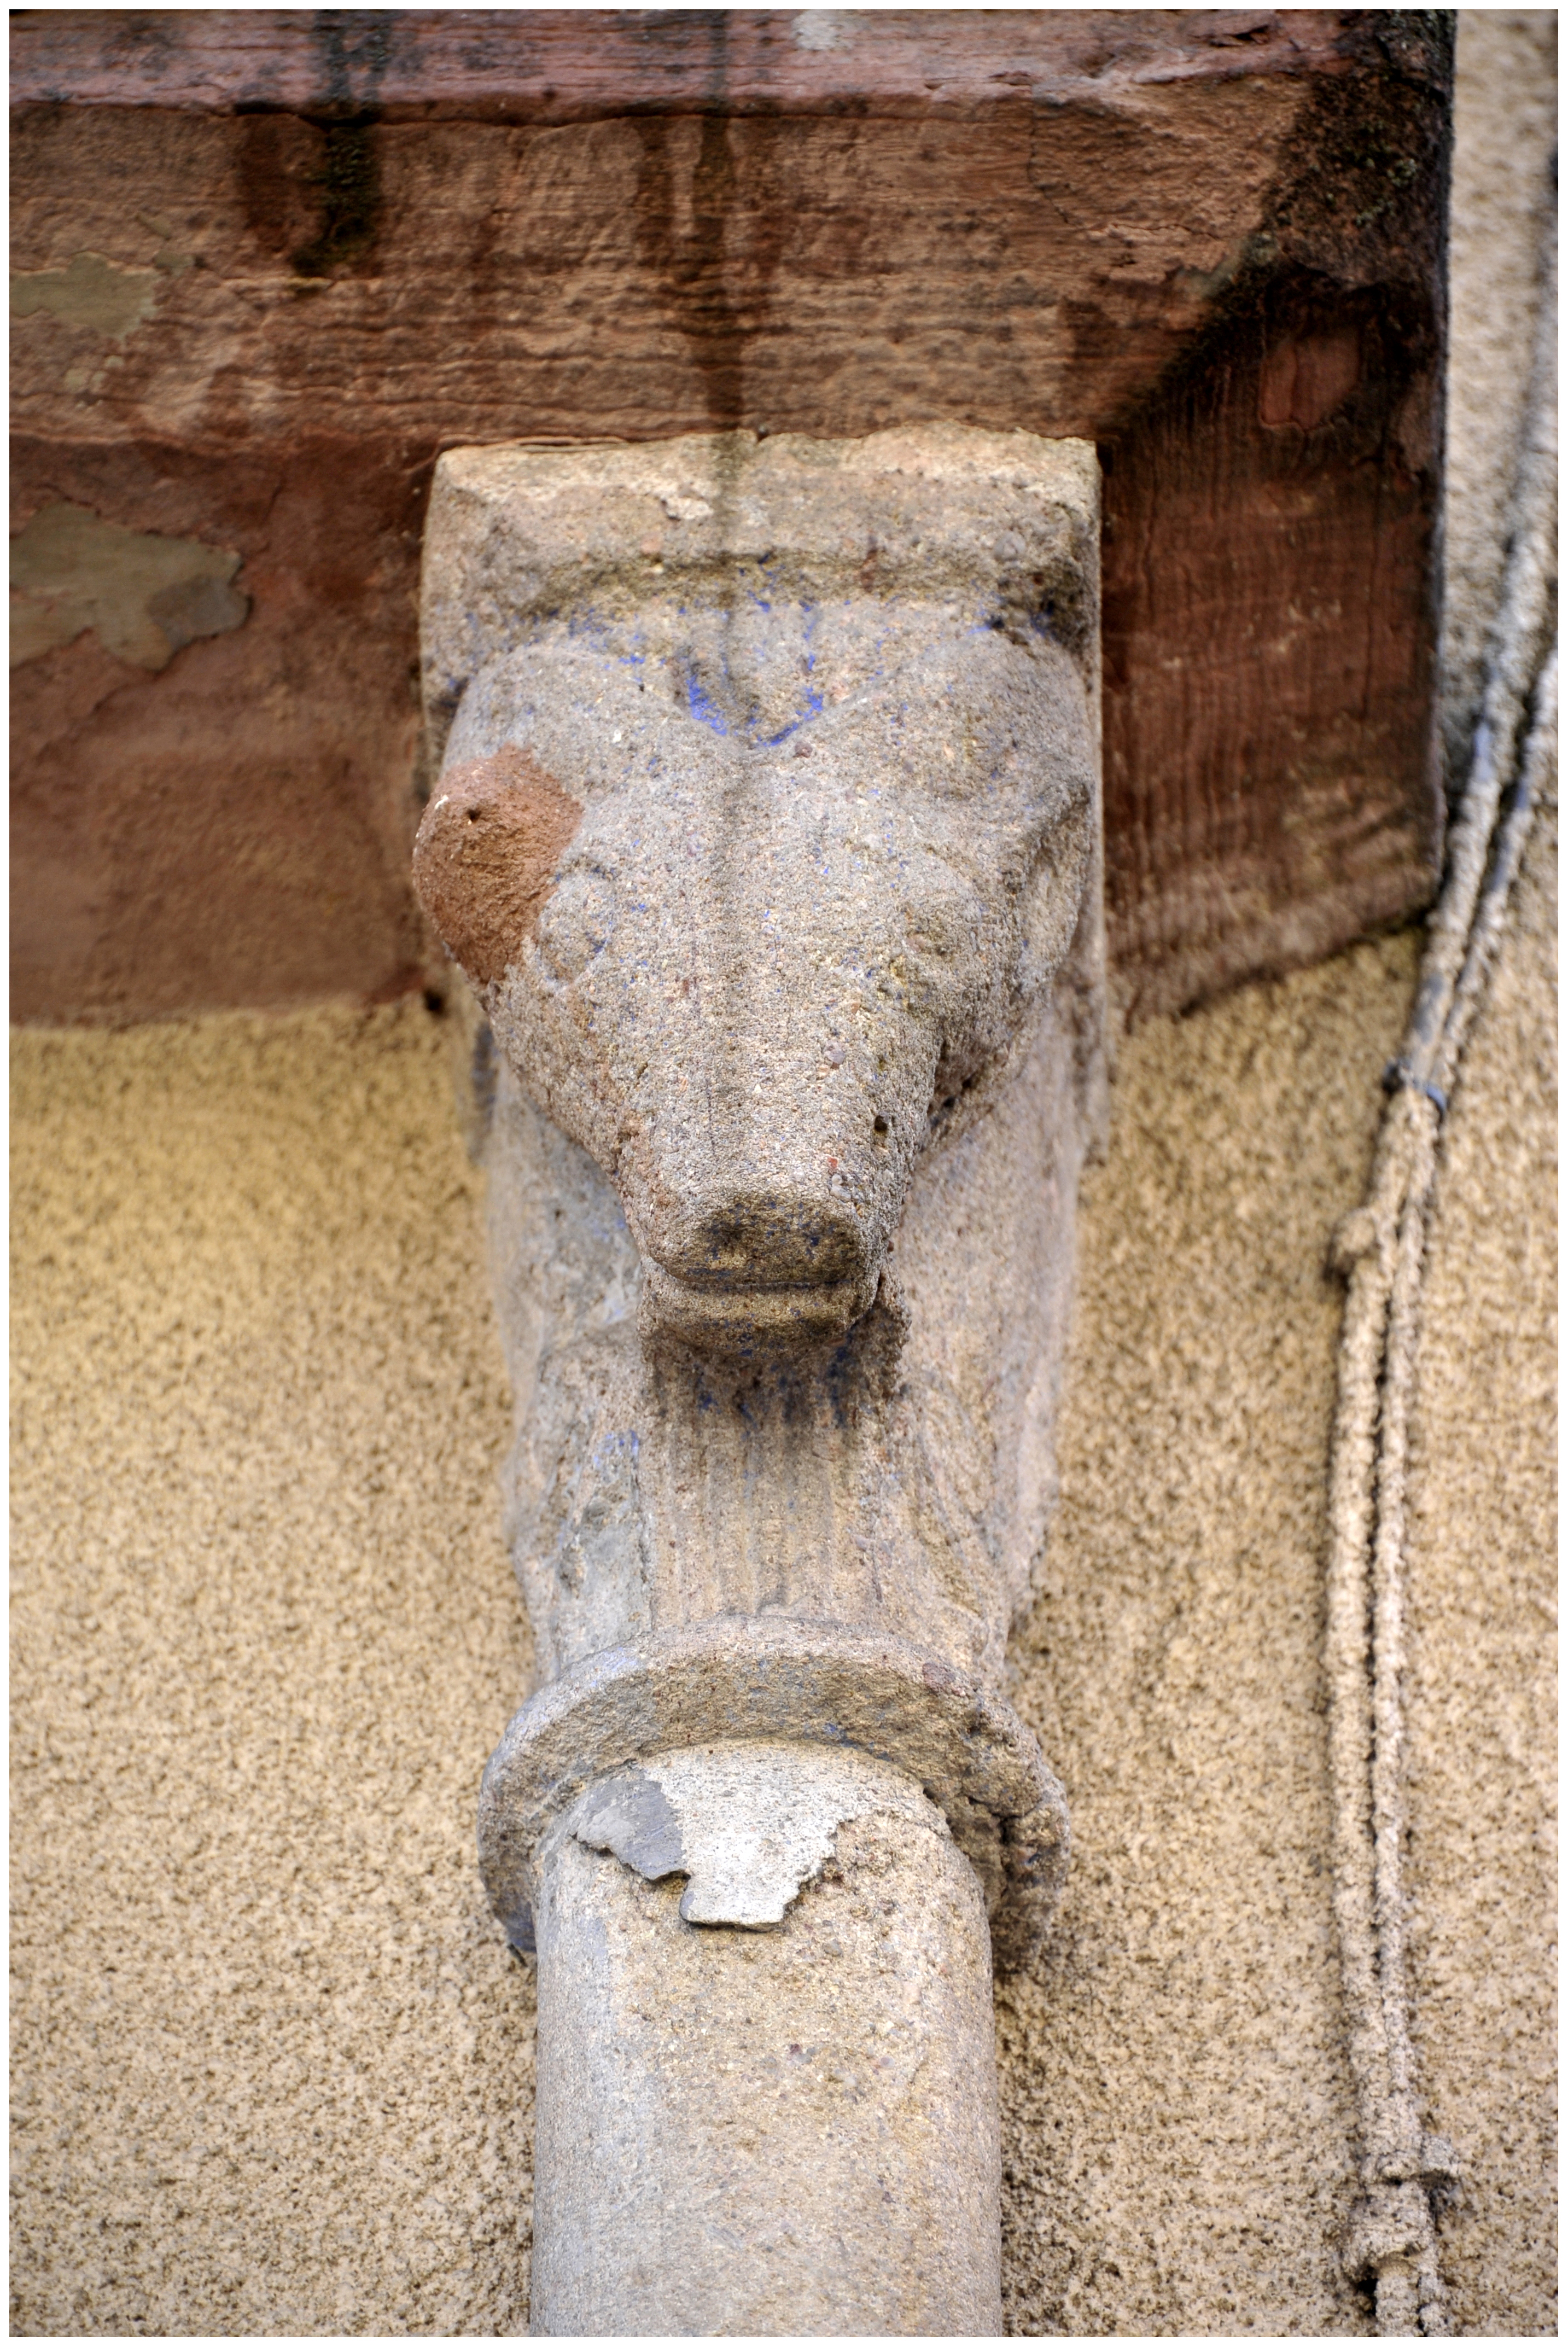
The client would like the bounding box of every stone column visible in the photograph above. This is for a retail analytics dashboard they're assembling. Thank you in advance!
[413,427,1103,2335]
[530,1740,1000,2337]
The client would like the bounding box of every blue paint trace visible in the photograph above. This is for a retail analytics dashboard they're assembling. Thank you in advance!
[530,593,942,755]
[684,672,731,736]
[658,595,837,748]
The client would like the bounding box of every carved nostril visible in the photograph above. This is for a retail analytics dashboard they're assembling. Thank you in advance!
[660,1191,869,1292]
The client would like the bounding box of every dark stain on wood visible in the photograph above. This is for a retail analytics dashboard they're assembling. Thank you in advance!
[9,11,1453,1026]
[632,19,788,439]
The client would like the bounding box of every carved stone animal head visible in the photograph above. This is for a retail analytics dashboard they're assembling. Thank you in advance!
[415,431,1100,1350]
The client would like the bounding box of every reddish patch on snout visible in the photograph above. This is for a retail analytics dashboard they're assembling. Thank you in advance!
[1257,329,1361,432]
[412,744,582,988]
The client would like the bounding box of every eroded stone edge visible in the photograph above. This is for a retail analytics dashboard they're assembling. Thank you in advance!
[479,1618,1071,1974]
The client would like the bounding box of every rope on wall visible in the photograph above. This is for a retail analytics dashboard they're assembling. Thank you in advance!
[1324,187,1558,2340]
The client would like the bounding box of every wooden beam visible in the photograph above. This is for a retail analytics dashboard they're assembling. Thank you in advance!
[11,9,1451,1024]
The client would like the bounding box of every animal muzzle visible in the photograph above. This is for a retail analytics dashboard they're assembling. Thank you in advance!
[639,1185,880,1348]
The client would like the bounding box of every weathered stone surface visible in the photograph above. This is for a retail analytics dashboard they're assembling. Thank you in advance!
[418,430,1102,1761]
[532,1742,1002,2338]
[419,429,1101,1352]
[568,1740,941,1929]
[11,10,1449,1024]
[476,1616,1071,1967]
[425,425,1095,2330]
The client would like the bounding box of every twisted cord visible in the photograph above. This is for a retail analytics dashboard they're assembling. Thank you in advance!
[1325,179,1557,2338]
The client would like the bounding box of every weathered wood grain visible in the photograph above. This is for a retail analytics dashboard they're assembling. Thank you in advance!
[10,9,1450,1024]
[6,10,1377,123]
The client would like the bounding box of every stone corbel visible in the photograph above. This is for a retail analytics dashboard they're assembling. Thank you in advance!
[415,426,1103,2337]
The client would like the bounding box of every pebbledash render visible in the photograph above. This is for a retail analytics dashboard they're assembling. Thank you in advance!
[413,427,1103,2336]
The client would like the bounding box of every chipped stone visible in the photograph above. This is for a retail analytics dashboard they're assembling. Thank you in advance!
[568,1740,946,1929]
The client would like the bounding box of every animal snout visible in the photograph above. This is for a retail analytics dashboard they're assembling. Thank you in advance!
[640,1185,879,1348]
[659,1190,870,1292]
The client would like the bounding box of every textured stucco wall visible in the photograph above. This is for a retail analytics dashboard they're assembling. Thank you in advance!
[9,15,1557,2336]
